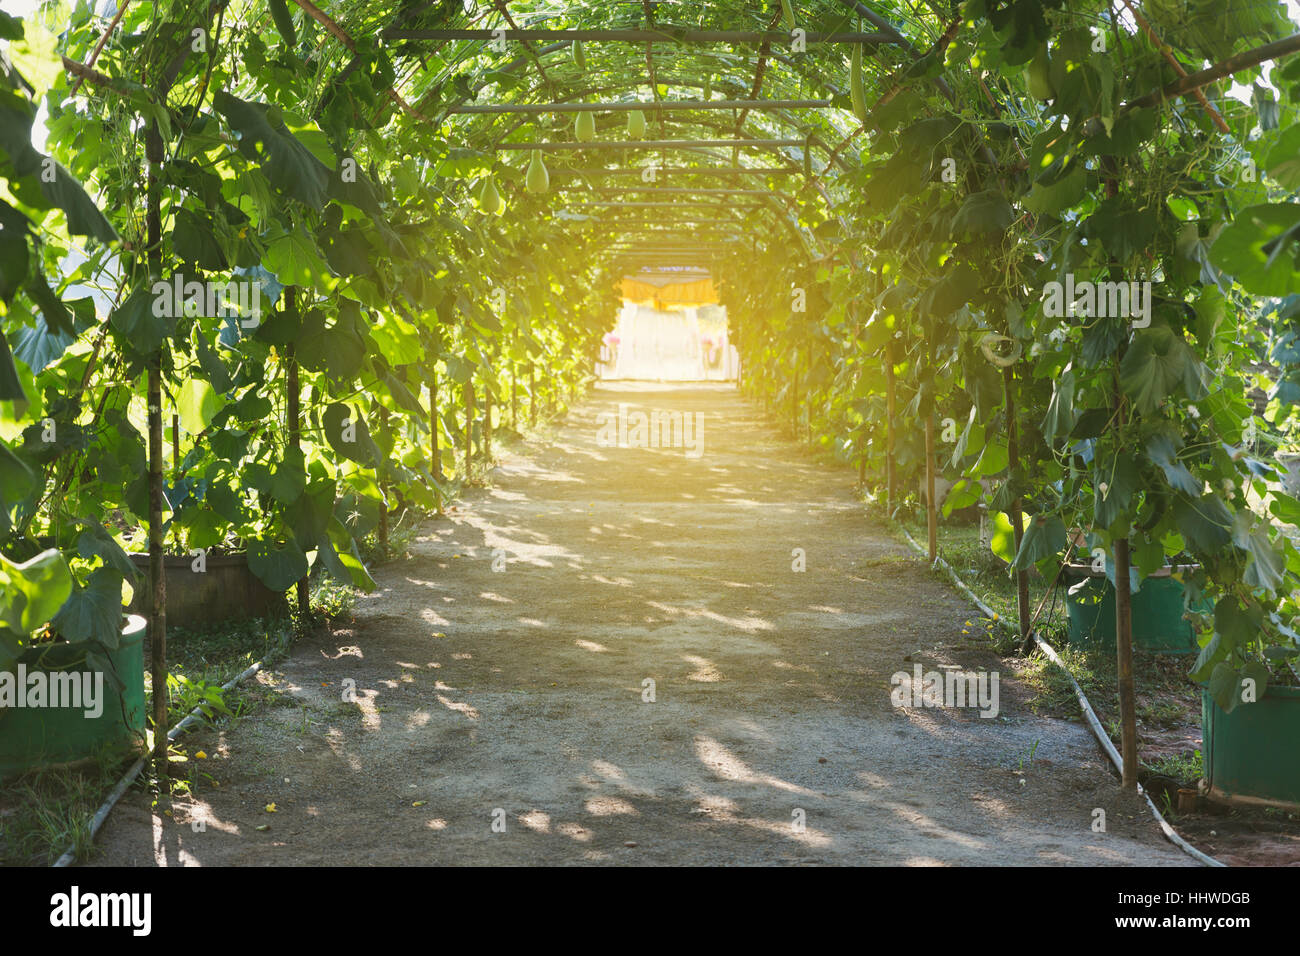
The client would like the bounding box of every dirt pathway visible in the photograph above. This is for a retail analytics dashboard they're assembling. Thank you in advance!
[93,383,1191,865]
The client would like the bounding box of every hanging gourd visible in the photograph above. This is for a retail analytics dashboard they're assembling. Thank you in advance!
[575,110,596,142]
[627,110,646,139]
[478,175,503,214]
[702,75,712,100]
[526,149,549,193]
[850,44,867,122]
[1027,42,1054,101]
[780,0,796,31]
[573,40,587,71]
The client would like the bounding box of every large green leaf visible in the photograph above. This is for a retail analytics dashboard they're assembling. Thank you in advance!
[922,263,981,320]
[76,522,140,582]
[1024,162,1086,216]
[322,402,381,466]
[1174,493,1233,554]
[1119,325,1190,415]
[950,190,1014,237]
[172,207,228,270]
[318,524,376,592]
[1040,368,1075,445]
[176,379,223,435]
[1093,454,1140,531]
[51,567,124,645]
[110,287,175,355]
[214,92,331,209]
[1208,202,1300,296]
[1012,513,1067,570]
[1145,430,1200,495]
[0,549,72,635]
[0,96,116,242]
[1232,513,1286,594]
[247,537,310,592]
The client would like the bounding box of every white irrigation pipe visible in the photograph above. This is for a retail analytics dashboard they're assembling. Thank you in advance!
[888,519,1224,868]
[52,659,265,868]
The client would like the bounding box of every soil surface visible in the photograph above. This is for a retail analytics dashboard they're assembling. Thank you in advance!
[91,383,1192,866]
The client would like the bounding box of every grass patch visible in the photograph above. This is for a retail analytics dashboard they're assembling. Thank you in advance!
[895,512,1073,642]
[1146,750,1204,788]
[0,614,297,865]
[0,760,124,865]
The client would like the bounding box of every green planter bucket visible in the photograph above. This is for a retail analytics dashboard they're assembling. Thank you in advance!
[1063,567,1200,654]
[0,615,147,782]
[1202,684,1300,811]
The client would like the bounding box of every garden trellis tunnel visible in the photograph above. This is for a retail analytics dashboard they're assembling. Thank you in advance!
[4,0,1300,866]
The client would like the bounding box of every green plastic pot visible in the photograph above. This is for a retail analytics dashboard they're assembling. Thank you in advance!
[1063,566,1201,654]
[0,615,147,782]
[1202,684,1300,811]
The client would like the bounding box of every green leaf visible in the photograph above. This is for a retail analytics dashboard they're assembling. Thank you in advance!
[1189,631,1222,683]
[1232,514,1286,594]
[1260,122,1300,189]
[1208,202,1300,296]
[1093,454,1140,531]
[0,439,36,505]
[971,440,1008,477]
[51,567,124,645]
[110,287,175,355]
[1119,326,1190,415]
[214,92,331,209]
[1213,595,1257,656]
[1012,513,1066,570]
[317,529,376,592]
[1174,493,1233,554]
[1208,661,1242,713]
[950,190,1014,237]
[264,224,334,290]
[76,522,140,581]
[1040,367,1075,445]
[176,379,223,435]
[1023,162,1086,216]
[1145,430,1200,495]
[0,549,72,634]
[322,402,380,466]
[922,263,981,320]
[23,269,74,336]
[268,446,306,504]
[247,538,309,592]
[941,478,981,517]
[172,207,228,271]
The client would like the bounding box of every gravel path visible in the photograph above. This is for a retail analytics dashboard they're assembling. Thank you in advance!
[92,383,1192,865]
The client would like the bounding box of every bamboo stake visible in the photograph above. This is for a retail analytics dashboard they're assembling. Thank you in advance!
[484,382,494,463]
[925,413,937,563]
[286,301,309,625]
[885,341,897,514]
[377,407,390,559]
[1115,536,1138,789]
[1005,365,1031,639]
[463,379,475,476]
[429,370,442,482]
[529,364,536,426]
[145,120,168,781]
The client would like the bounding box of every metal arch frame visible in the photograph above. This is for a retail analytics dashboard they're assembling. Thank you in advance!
[476,79,855,174]
[372,4,943,264]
